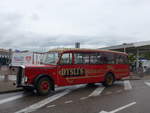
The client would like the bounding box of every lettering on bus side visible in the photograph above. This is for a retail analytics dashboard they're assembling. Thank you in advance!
[59,68,85,77]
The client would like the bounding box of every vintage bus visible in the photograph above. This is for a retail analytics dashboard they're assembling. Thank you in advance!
[16,48,130,95]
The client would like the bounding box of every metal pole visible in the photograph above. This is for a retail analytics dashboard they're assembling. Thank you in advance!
[136,48,139,72]
[8,49,12,65]
[75,42,80,48]
[124,47,126,53]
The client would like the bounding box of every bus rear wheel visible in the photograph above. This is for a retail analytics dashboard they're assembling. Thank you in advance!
[102,73,114,87]
[35,77,53,96]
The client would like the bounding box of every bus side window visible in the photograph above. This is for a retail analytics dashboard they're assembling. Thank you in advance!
[60,53,72,65]
[122,55,129,64]
[82,54,90,64]
[74,53,83,64]
[97,53,103,64]
[115,55,119,64]
[74,53,90,64]
[102,53,115,64]
[101,53,108,64]
[90,52,102,64]
[116,55,127,64]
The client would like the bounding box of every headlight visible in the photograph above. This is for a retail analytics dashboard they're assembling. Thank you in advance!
[21,76,27,84]
[20,65,25,69]
[24,76,28,82]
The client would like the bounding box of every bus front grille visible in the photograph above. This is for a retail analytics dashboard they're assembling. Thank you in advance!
[16,67,23,87]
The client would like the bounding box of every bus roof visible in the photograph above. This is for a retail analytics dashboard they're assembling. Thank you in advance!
[48,48,127,55]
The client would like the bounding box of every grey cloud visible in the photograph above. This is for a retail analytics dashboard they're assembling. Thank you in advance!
[0,0,150,51]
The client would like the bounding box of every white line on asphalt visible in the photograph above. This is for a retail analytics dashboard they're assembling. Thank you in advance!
[144,81,150,87]
[111,102,136,113]
[64,100,73,104]
[88,86,105,97]
[0,85,83,106]
[47,105,56,108]
[15,85,83,113]
[55,86,70,91]
[99,102,136,113]
[55,84,85,91]
[15,90,70,113]
[0,94,24,105]
[124,80,132,90]
[80,96,89,100]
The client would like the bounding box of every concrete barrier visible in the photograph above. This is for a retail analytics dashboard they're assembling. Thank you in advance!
[0,66,18,75]
[0,66,22,93]
[0,66,18,81]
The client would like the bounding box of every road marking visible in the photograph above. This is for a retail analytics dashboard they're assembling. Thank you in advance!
[64,100,73,104]
[15,85,83,113]
[15,89,71,113]
[115,81,123,84]
[80,96,89,100]
[47,105,56,108]
[0,94,24,105]
[99,102,136,113]
[88,86,105,97]
[55,86,70,91]
[144,81,150,87]
[56,84,85,91]
[124,80,132,90]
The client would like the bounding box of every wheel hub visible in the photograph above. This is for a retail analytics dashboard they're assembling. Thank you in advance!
[41,81,49,91]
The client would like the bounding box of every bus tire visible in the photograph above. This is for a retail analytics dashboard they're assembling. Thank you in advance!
[102,73,114,87]
[35,77,53,96]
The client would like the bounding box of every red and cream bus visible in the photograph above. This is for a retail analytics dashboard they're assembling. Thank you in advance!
[16,48,130,95]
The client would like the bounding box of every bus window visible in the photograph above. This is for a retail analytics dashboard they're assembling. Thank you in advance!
[116,55,121,64]
[60,53,72,65]
[90,53,102,64]
[74,53,90,64]
[74,53,83,64]
[115,55,128,64]
[126,56,129,64]
[102,53,115,64]
[122,55,129,64]
[82,53,90,64]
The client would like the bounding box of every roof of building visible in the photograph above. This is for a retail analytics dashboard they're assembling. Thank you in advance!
[100,40,150,53]
[0,48,9,52]
[101,40,150,49]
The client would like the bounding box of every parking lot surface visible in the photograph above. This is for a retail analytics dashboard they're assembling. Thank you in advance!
[0,79,150,113]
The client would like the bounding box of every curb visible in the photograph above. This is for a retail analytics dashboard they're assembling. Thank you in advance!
[0,89,23,94]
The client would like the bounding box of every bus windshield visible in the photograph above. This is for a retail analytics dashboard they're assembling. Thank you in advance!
[42,52,59,65]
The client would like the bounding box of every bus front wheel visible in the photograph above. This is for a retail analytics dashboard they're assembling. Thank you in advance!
[102,73,114,87]
[35,77,53,96]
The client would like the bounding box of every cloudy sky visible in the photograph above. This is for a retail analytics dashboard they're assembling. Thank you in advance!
[0,0,150,51]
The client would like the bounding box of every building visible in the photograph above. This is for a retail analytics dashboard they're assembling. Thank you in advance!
[0,49,11,65]
[101,40,150,70]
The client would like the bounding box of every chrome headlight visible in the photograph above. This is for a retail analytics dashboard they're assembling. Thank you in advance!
[24,76,28,83]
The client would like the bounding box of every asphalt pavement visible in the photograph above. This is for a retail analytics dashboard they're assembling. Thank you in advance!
[0,79,150,113]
